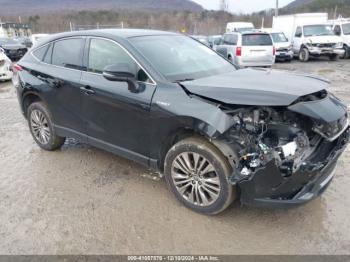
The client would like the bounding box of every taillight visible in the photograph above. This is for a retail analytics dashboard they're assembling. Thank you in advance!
[273,47,276,56]
[13,64,23,72]
[236,47,242,56]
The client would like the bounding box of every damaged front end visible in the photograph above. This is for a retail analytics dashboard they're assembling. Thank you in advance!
[216,91,349,208]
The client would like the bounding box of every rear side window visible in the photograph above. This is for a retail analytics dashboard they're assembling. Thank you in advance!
[32,45,49,61]
[43,44,53,64]
[52,38,84,70]
[242,34,272,46]
[223,34,238,45]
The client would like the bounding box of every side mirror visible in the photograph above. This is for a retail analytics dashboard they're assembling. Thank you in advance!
[103,63,135,81]
[103,63,143,93]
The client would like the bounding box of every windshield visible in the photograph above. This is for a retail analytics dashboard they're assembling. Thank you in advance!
[343,23,350,35]
[303,25,334,37]
[130,35,235,82]
[0,38,19,45]
[271,33,288,43]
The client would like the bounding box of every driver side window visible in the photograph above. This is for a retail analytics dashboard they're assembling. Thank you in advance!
[295,27,302,38]
[88,38,150,83]
[334,25,342,36]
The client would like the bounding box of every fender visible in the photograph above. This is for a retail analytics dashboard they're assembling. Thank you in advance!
[149,83,236,166]
[151,83,235,138]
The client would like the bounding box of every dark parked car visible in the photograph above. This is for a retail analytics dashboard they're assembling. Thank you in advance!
[14,37,33,49]
[0,38,27,60]
[13,29,349,214]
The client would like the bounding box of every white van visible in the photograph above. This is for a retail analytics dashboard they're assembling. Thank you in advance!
[226,22,255,33]
[273,13,344,61]
[216,32,275,68]
[330,17,350,58]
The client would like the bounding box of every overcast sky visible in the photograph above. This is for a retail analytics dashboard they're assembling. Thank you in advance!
[192,0,295,14]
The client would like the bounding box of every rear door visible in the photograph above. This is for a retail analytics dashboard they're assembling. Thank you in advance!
[32,37,86,138]
[241,33,274,63]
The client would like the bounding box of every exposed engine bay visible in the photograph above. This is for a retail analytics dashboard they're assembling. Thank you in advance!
[217,105,348,183]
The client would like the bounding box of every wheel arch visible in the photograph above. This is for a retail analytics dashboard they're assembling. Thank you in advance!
[299,44,308,51]
[156,118,236,172]
[22,91,45,117]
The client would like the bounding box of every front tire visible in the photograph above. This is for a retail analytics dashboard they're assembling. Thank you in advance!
[27,102,66,151]
[341,45,349,59]
[299,48,310,62]
[164,137,236,215]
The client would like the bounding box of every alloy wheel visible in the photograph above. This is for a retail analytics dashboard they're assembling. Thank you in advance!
[171,152,221,206]
[30,109,51,145]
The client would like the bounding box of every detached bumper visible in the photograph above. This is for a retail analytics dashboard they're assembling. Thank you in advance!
[309,47,345,56]
[231,127,349,208]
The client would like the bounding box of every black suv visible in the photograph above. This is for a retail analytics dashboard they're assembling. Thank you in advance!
[13,29,349,214]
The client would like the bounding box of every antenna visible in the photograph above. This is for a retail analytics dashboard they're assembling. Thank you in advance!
[220,0,229,12]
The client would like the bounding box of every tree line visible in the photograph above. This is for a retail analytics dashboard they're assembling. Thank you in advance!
[2,4,350,35]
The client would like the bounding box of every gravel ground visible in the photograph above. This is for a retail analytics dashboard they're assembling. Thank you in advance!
[0,59,349,255]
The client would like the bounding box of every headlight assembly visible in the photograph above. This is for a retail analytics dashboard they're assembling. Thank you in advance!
[335,42,343,48]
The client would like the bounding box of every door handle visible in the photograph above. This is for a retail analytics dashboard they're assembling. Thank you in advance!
[80,86,95,95]
[37,75,46,81]
[52,79,62,88]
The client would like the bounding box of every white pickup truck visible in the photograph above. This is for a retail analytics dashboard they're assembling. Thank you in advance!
[273,13,344,62]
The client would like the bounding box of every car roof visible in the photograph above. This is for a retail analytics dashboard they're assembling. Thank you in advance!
[43,29,179,42]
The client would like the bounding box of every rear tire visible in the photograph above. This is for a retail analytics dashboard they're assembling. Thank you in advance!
[299,48,310,62]
[164,136,236,215]
[27,102,65,151]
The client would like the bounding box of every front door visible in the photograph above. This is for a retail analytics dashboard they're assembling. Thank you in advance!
[80,38,157,164]
[293,26,303,54]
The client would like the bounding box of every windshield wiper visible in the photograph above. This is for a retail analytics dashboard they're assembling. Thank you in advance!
[173,78,195,83]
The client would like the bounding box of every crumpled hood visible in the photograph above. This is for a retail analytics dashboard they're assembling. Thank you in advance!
[181,68,329,106]
[306,35,342,44]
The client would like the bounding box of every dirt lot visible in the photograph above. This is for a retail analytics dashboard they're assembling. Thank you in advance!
[0,59,350,255]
